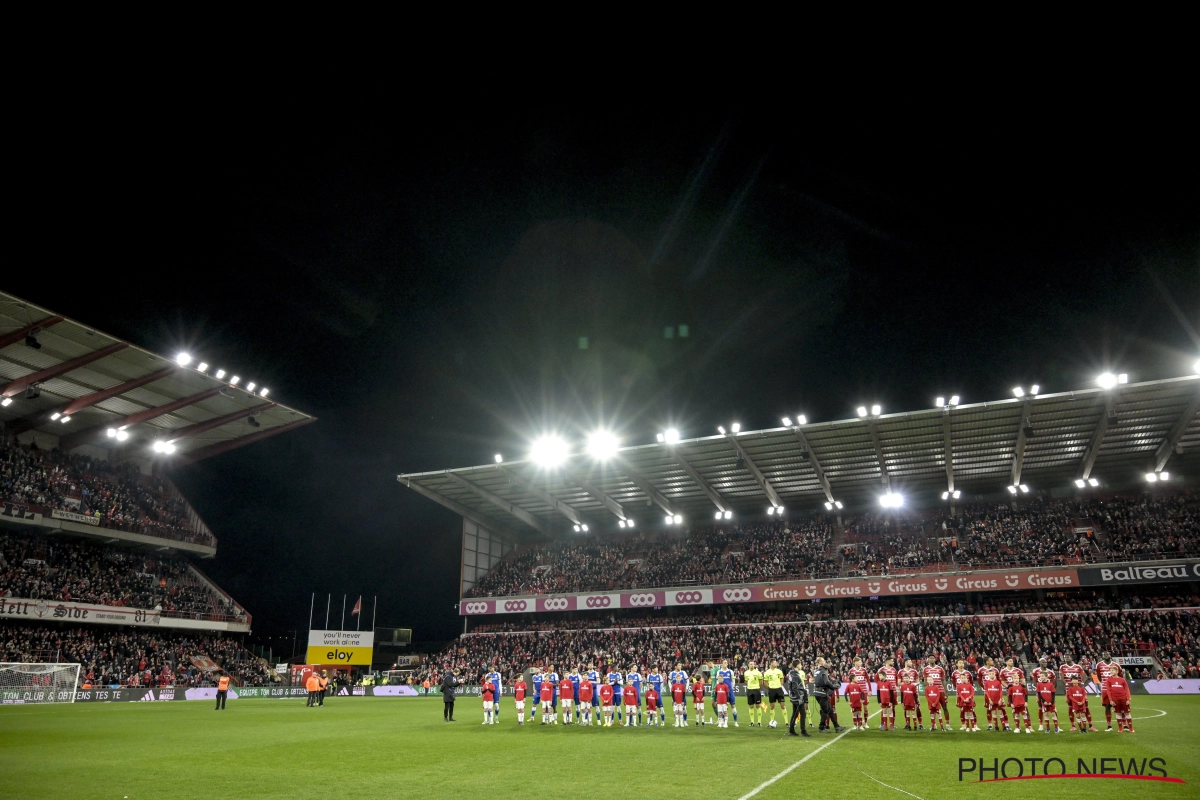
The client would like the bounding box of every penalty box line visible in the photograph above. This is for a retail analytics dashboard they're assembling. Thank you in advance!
[737,710,881,800]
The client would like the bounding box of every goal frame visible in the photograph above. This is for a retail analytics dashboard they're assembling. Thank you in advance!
[0,662,81,705]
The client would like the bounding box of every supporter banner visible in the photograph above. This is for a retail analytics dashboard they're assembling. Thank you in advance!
[50,509,100,526]
[460,567,1081,615]
[1,502,39,522]
[1077,560,1200,587]
[0,597,249,633]
[305,630,374,665]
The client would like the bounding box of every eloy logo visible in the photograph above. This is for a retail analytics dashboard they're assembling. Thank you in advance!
[958,756,1183,784]
[323,649,359,663]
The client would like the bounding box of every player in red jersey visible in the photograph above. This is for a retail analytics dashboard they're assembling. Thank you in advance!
[558,670,575,725]
[1059,658,1097,731]
[956,681,979,732]
[671,681,687,727]
[623,683,640,726]
[481,677,496,725]
[645,684,661,728]
[1007,681,1032,733]
[925,680,948,731]
[1095,652,1120,731]
[899,659,924,730]
[876,659,898,731]
[899,677,919,730]
[921,659,947,732]
[513,676,528,726]
[845,676,867,730]
[577,675,594,726]
[691,677,707,725]
[714,681,731,728]
[539,680,554,725]
[1103,668,1133,733]
[979,658,1008,731]
[877,674,896,731]
[848,657,871,720]
[951,660,976,731]
[1065,677,1089,732]
[599,681,616,727]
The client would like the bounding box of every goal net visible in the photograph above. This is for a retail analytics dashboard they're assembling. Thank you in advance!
[0,663,81,705]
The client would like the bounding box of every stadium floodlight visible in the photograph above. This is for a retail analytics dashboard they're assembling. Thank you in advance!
[824,501,833,510]
[935,397,945,408]
[1096,372,1120,389]
[767,506,774,515]
[1145,472,1158,483]
[246,382,256,392]
[215,369,226,379]
[1195,360,1200,375]
[1161,472,1170,481]
[0,397,10,407]
[857,406,868,418]
[871,404,881,416]
[530,435,569,468]
[259,388,268,397]
[618,520,626,528]
[664,428,680,444]
[1019,484,1029,493]
[731,422,740,433]
[879,492,904,508]
[1007,485,1018,495]
[197,362,208,373]
[723,510,732,519]
[950,396,960,406]
[952,490,961,499]
[1074,479,1086,488]
[585,430,620,460]
[581,524,588,532]
[656,433,664,442]
[942,491,951,499]
[229,376,240,386]
[50,412,61,420]
[1030,385,1039,396]
[835,501,843,509]
[573,524,581,532]
[781,417,791,426]
[716,511,724,520]
[1088,478,1100,487]
[665,514,674,524]
[494,454,503,463]
[115,430,129,442]
[106,428,117,438]
[175,353,192,366]
[1012,387,1024,398]
[60,416,70,423]
[151,441,177,455]
[626,518,634,528]
[673,514,683,524]
[797,415,806,425]
[717,425,726,434]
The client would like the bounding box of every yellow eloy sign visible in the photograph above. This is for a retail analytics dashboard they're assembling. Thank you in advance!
[306,630,373,665]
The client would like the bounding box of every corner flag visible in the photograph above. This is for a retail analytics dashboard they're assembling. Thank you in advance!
[351,596,362,616]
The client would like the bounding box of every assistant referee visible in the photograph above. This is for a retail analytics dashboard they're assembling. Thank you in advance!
[764,660,786,728]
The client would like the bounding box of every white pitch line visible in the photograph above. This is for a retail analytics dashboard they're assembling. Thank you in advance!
[859,770,927,800]
[737,710,880,800]
[1132,708,1167,721]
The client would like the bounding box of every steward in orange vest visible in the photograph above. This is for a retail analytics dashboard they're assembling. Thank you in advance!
[215,672,230,711]
[306,673,321,707]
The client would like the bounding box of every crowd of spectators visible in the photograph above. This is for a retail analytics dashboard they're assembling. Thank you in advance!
[0,439,214,546]
[425,607,1200,687]
[466,520,834,597]
[0,621,276,687]
[0,531,243,620]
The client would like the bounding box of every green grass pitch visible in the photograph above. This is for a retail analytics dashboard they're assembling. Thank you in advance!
[2,695,1197,799]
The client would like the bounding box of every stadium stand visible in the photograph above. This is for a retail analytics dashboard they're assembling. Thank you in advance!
[0,530,243,621]
[0,621,277,687]
[1,439,214,546]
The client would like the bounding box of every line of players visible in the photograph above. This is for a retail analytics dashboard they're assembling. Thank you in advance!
[845,652,1136,734]
[475,652,1136,735]
[477,660,789,728]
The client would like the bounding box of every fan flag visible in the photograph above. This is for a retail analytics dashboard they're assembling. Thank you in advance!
[351,596,362,616]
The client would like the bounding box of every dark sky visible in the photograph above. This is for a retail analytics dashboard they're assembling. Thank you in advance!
[7,117,1198,647]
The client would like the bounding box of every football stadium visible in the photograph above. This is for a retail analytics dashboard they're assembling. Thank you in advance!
[2,121,1199,800]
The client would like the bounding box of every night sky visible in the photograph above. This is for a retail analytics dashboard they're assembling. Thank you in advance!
[7,117,1197,649]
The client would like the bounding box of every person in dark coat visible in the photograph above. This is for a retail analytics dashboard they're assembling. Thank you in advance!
[811,658,845,733]
[786,660,811,737]
[440,668,460,721]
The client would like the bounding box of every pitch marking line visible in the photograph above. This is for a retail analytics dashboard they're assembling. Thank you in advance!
[1132,708,1166,721]
[859,769,927,800]
[737,710,880,800]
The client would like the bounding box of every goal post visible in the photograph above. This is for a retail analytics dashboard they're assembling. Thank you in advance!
[0,663,81,705]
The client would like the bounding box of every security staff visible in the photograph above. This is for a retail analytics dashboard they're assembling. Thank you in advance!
[318,670,329,706]
[786,660,810,736]
[811,658,845,733]
[215,672,230,711]
[440,668,460,721]
[305,671,321,706]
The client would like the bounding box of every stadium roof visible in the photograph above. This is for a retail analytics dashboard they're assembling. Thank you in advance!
[399,374,1200,542]
[0,290,315,462]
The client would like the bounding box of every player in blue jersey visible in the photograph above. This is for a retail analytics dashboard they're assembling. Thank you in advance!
[587,665,602,720]
[569,668,583,723]
[546,667,560,724]
[606,667,624,723]
[715,660,738,727]
[647,665,666,724]
[530,668,543,721]
[670,662,690,725]
[626,666,643,725]
[487,669,502,722]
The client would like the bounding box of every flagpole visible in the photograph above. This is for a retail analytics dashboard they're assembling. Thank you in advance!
[356,596,361,631]
[371,596,377,631]
[325,594,330,629]
[341,595,346,631]
[308,592,314,632]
